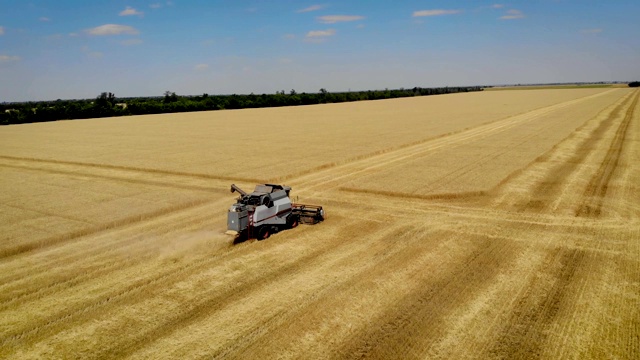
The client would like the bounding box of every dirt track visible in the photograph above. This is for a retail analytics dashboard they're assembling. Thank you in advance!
[0,88,638,359]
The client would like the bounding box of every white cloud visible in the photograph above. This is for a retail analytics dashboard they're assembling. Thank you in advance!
[68,32,79,37]
[0,55,21,63]
[582,28,603,34]
[412,9,461,17]
[194,63,209,71]
[317,15,364,24]
[305,29,336,42]
[119,6,144,16]
[491,4,504,9]
[500,9,525,20]
[121,38,143,45]
[297,5,324,13]
[85,24,140,36]
[39,17,51,22]
[282,33,295,39]
[306,29,336,37]
[0,26,4,35]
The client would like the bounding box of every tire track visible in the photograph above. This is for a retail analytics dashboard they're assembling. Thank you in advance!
[423,132,541,194]
[450,94,637,359]
[291,90,620,194]
[85,218,389,359]
[322,192,636,237]
[339,187,486,201]
[490,90,635,213]
[576,90,639,217]
[0,215,361,356]
[279,90,618,185]
[485,248,588,359]
[0,211,218,310]
[336,233,516,359]
[351,110,556,197]
[205,226,441,359]
[0,199,224,286]
[0,161,224,194]
[0,201,92,225]
[0,198,213,259]
[0,155,265,184]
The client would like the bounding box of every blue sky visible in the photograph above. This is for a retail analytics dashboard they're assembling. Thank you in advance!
[0,0,638,102]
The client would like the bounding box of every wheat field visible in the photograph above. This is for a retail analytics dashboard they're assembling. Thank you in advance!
[0,88,638,359]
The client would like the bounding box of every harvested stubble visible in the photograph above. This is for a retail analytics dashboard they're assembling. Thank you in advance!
[0,88,638,359]
[341,88,629,196]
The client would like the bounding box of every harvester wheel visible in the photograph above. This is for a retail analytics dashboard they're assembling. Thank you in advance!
[257,226,271,240]
[288,215,299,229]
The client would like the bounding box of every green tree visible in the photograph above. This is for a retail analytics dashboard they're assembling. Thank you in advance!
[95,92,115,108]
[163,91,179,103]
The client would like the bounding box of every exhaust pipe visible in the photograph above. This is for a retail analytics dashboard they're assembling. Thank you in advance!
[230,184,247,196]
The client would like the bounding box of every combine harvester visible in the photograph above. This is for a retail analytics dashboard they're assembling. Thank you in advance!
[225,184,324,241]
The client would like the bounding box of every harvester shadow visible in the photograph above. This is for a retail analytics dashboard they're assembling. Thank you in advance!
[232,235,250,245]
[230,227,289,245]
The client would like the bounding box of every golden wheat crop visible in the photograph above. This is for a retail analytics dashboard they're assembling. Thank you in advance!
[0,88,638,359]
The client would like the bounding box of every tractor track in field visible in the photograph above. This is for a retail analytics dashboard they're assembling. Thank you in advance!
[337,234,515,359]
[290,90,619,195]
[469,89,636,358]
[294,119,541,193]
[0,198,213,259]
[0,210,223,310]
[74,218,393,359]
[0,215,363,355]
[0,161,224,193]
[0,155,265,184]
[278,89,619,184]
[576,90,639,217]
[0,201,222,285]
[456,92,640,358]
[420,131,540,194]
[339,187,487,201]
[320,194,636,234]
[0,201,93,225]
[339,138,519,199]
[485,247,589,359]
[346,102,569,198]
[206,226,449,359]
[509,90,638,214]
[102,222,416,359]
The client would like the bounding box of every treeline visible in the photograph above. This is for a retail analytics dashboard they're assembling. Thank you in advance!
[0,86,483,125]
[629,81,640,88]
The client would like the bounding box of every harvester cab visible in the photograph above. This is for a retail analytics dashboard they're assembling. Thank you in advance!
[226,183,324,241]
